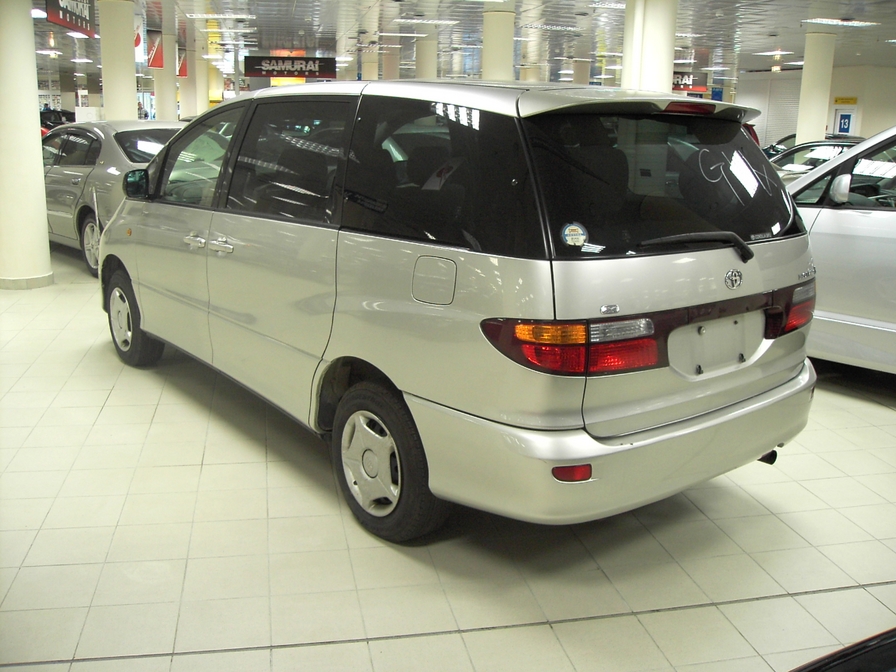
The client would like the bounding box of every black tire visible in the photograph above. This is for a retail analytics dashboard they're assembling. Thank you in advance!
[105,270,165,367]
[80,212,101,277]
[332,382,451,542]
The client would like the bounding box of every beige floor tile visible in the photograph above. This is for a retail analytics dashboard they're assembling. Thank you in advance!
[58,468,134,498]
[796,589,896,644]
[137,443,205,467]
[171,649,270,672]
[680,553,784,601]
[525,567,630,621]
[603,560,709,611]
[182,554,270,601]
[92,559,186,606]
[267,484,341,518]
[118,492,197,525]
[84,423,150,446]
[107,523,192,562]
[751,546,857,592]
[821,450,896,477]
[22,425,91,448]
[464,624,575,672]
[75,602,179,658]
[268,515,347,553]
[71,658,171,672]
[801,477,888,508]
[269,550,356,595]
[0,470,68,499]
[818,540,896,584]
[553,615,672,672]
[739,482,829,514]
[648,518,742,562]
[201,440,267,465]
[43,495,126,529]
[37,406,102,428]
[370,633,473,672]
[763,646,841,672]
[350,545,440,590]
[839,502,896,539]
[794,429,861,453]
[720,596,838,654]
[639,606,755,667]
[358,583,457,638]
[24,527,115,566]
[193,487,268,521]
[187,519,268,558]
[1,563,102,610]
[198,462,268,491]
[443,579,545,629]
[670,487,769,520]
[575,514,676,568]
[93,405,157,426]
[869,584,896,613]
[0,530,37,567]
[175,596,271,652]
[129,465,201,495]
[678,657,772,671]
[72,444,142,470]
[715,514,810,553]
[0,607,87,664]
[778,509,874,545]
[0,498,54,531]
[270,591,366,645]
[773,453,847,481]
[6,446,79,472]
[428,536,527,584]
[857,473,896,502]
[273,642,370,672]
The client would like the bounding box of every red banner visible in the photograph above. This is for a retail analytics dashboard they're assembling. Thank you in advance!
[46,0,98,38]
[146,30,163,69]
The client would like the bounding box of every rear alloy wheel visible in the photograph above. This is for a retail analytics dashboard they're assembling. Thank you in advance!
[106,270,164,367]
[80,213,101,277]
[332,382,450,542]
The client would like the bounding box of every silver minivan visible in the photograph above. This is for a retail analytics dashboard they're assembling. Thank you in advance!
[100,81,817,541]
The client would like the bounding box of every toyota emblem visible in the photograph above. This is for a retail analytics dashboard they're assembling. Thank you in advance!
[725,269,743,290]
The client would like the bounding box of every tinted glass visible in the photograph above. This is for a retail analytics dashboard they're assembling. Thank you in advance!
[115,129,180,163]
[342,95,544,259]
[525,114,800,259]
[57,134,96,166]
[793,137,896,209]
[42,134,65,167]
[158,107,244,207]
[226,99,350,223]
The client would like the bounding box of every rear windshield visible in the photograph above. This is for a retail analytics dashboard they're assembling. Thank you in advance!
[115,128,180,163]
[524,113,802,259]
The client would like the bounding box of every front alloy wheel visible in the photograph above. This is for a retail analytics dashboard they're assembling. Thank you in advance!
[81,214,100,276]
[108,286,134,352]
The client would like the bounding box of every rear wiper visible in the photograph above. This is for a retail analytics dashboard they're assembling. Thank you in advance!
[638,232,754,263]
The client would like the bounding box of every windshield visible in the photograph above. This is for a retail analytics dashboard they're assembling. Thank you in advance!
[524,113,802,259]
[115,128,180,163]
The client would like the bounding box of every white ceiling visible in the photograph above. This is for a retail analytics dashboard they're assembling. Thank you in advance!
[32,0,896,88]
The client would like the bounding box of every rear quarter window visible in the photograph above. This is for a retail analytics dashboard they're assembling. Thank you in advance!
[342,95,545,259]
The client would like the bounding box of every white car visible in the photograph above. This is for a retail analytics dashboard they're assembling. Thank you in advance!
[788,125,896,374]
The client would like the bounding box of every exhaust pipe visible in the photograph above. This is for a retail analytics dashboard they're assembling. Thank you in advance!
[758,449,778,465]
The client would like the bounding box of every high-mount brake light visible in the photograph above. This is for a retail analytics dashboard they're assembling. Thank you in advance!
[664,101,716,115]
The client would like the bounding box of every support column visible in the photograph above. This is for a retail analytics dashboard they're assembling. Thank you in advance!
[194,31,209,113]
[361,48,379,81]
[482,4,514,81]
[209,63,224,103]
[796,32,836,145]
[416,34,438,79]
[179,20,197,118]
[60,73,77,111]
[154,0,178,120]
[87,73,102,108]
[572,19,593,85]
[98,0,137,119]
[382,36,400,80]
[0,0,53,288]
[520,65,541,82]
[621,0,678,92]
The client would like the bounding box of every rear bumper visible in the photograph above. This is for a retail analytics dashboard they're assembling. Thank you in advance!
[408,359,816,525]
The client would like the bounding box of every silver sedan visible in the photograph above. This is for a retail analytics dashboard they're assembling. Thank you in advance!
[787,125,896,374]
[42,119,184,275]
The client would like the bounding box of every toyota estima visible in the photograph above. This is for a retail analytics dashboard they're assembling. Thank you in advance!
[100,81,817,542]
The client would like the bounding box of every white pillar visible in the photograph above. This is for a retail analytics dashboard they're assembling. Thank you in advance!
[60,75,77,111]
[98,0,137,119]
[796,32,836,145]
[520,65,541,82]
[621,0,678,92]
[482,7,514,81]
[0,0,53,288]
[154,0,178,120]
[209,63,224,102]
[416,36,438,79]
[382,37,400,80]
[572,22,592,85]
[179,20,197,118]
[194,31,209,113]
[361,48,379,81]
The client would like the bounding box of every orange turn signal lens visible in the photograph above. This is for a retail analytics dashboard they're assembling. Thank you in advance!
[514,322,587,345]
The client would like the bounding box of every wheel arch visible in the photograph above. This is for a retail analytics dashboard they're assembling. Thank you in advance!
[76,205,98,240]
[100,255,128,312]
[315,357,400,433]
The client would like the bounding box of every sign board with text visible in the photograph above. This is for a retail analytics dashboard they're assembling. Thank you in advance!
[46,0,98,38]
[244,57,337,79]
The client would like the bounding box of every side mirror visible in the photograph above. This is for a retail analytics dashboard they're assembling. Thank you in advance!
[124,169,149,199]
[829,173,852,204]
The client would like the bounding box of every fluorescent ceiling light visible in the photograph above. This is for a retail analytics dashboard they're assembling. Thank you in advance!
[71,58,93,63]
[592,75,614,79]
[676,33,704,38]
[559,77,573,81]
[754,50,794,56]
[36,49,62,56]
[514,37,533,41]
[186,13,255,19]
[558,69,574,74]
[521,23,578,32]
[591,2,626,8]
[785,61,805,66]
[377,32,427,37]
[336,56,354,62]
[67,31,89,38]
[804,17,879,27]
[200,27,256,33]
[595,51,623,57]
[673,59,695,64]
[703,66,728,71]
[73,72,85,76]
[31,8,47,18]
[394,18,458,25]
[605,64,623,70]
[202,54,225,59]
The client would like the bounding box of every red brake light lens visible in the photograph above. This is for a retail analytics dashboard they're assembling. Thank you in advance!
[664,102,716,115]
[552,464,592,482]
[589,338,659,373]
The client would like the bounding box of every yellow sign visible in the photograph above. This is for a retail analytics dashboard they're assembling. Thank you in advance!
[835,97,858,105]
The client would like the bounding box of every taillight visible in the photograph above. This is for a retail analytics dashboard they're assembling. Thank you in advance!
[481,317,665,376]
[784,283,815,333]
[765,281,815,338]
[552,464,592,482]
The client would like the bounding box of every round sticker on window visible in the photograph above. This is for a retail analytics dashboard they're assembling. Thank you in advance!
[561,223,588,247]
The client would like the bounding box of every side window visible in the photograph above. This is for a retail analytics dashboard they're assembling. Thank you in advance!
[843,142,896,209]
[43,134,65,167]
[226,99,350,223]
[792,173,833,206]
[158,107,244,207]
[342,96,544,259]
[57,134,96,166]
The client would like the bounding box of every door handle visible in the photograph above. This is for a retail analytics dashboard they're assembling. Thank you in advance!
[183,234,206,249]
[71,177,81,185]
[208,238,234,254]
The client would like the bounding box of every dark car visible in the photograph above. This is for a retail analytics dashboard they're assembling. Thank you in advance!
[790,627,896,671]
[763,132,864,158]
[39,108,75,130]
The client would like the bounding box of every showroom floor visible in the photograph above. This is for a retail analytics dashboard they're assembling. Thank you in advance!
[1,246,895,672]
